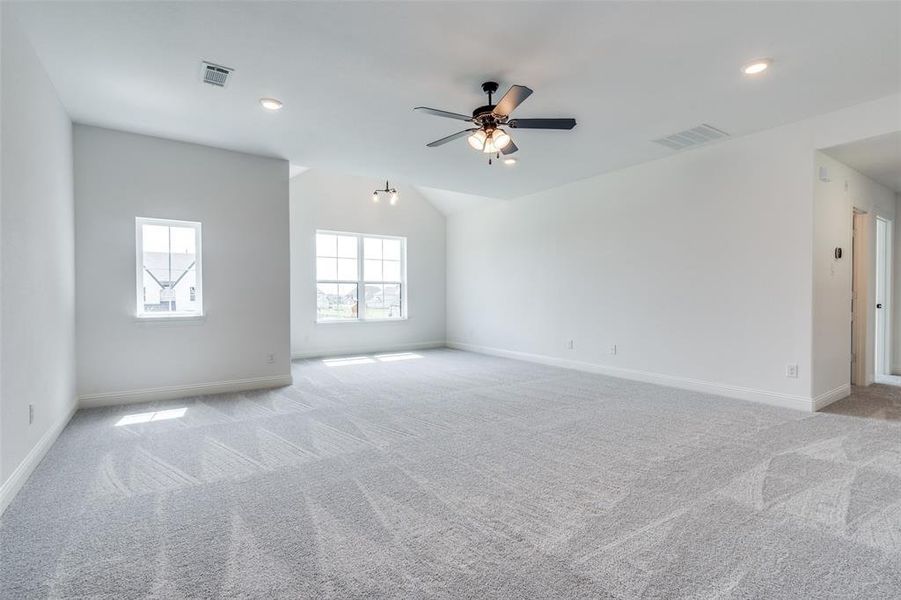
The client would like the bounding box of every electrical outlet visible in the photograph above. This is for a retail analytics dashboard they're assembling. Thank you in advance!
[266,353,276,364]
[567,340,574,350]
[785,364,799,378]
[28,404,34,425]
[609,344,617,355]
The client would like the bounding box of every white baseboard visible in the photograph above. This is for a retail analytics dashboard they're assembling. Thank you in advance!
[448,341,817,412]
[292,340,446,360]
[78,374,294,409]
[0,402,76,516]
[812,384,851,411]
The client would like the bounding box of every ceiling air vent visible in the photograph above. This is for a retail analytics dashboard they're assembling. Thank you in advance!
[201,62,233,87]
[652,124,729,151]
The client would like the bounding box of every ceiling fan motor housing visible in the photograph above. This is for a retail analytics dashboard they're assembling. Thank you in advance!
[473,106,500,125]
[474,81,502,127]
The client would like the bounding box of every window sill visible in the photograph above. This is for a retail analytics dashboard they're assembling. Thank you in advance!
[135,314,206,325]
[316,317,408,325]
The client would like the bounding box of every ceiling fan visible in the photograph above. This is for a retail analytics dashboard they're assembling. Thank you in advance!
[414,81,577,163]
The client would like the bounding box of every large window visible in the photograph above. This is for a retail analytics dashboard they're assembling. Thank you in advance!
[316,231,405,322]
[136,217,202,318]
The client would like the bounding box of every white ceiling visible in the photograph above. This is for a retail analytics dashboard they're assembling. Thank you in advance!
[824,131,901,193]
[9,1,901,205]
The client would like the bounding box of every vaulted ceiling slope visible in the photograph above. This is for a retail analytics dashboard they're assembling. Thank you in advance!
[9,1,901,200]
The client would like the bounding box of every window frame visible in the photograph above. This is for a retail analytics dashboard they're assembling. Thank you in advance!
[315,229,407,323]
[135,217,203,320]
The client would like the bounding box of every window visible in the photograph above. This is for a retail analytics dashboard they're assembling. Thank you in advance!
[316,231,405,321]
[136,217,202,318]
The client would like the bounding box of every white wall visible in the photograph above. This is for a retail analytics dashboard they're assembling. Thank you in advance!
[813,152,896,394]
[290,169,446,357]
[448,94,901,411]
[74,126,290,405]
[449,126,814,409]
[0,11,76,504]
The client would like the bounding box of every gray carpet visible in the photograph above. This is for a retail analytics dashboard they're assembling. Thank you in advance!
[2,349,900,599]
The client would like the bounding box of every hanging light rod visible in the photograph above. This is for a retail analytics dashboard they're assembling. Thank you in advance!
[371,181,399,205]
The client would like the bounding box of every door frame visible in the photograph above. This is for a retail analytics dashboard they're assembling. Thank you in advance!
[851,209,868,386]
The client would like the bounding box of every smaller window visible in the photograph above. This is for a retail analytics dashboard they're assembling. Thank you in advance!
[136,217,202,318]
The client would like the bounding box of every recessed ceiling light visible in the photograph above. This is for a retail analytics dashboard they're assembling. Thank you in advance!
[742,59,772,75]
[259,97,283,110]
[504,158,517,166]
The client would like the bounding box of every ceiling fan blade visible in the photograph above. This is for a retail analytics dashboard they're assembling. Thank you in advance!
[492,85,533,117]
[414,106,473,122]
[426,129,477,147]
[500,140,518,155]
[507,118,576,130]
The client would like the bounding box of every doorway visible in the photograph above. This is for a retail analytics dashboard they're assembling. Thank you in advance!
[820,133,901,395]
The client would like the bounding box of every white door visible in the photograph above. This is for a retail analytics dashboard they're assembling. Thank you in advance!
[875,216,891,378]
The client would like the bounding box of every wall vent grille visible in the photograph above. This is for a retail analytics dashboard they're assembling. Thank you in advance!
[201,62,233,87]
[652,124,729,150]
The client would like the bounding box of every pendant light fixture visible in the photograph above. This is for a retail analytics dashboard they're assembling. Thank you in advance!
[371,181,399,206]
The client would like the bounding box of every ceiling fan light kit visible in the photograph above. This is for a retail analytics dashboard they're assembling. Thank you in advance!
[467,129,487,149]
[415,80,577,164]
[372,180,399,206]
